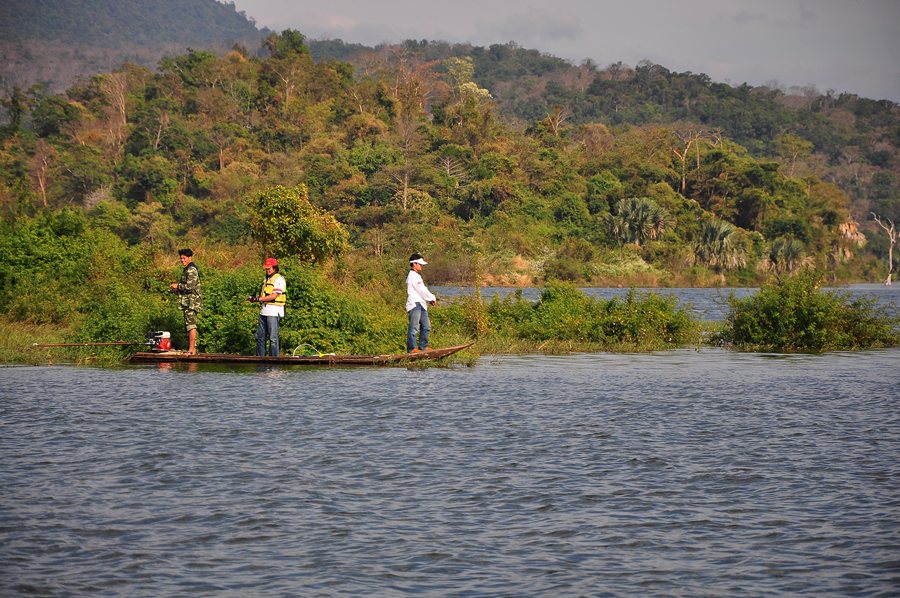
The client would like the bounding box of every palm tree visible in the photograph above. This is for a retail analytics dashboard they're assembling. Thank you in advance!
[607,197,668,246]
[692,219,747,278]
[765,236,813,277]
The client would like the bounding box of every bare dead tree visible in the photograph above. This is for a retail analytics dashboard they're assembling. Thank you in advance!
[871,213,897,285]
[153,111,170,151]
[366,226,384,257]
[30,140,54,208]
[672,127,705,194]
[99,72,131,161]
[544,105,569,136]
[349,88,366,115]
[265,47,309,109]
[437,155,468,185]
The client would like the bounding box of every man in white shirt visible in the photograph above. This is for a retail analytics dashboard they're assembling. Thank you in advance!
[250,257,286,356]
[406,253,437,352]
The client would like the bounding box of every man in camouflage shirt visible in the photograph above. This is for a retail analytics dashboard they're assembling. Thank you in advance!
[170,248,202,354]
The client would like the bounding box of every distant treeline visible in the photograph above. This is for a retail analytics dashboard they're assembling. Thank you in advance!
[0,0,263,46]
[2,29,896,290]
[0,0,266,93]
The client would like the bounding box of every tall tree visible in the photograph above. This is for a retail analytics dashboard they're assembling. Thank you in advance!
[370,50,441,211]
[249,184,349,263]
[30,139,54,208]
[774,133,813,178]
[671,127,705,195]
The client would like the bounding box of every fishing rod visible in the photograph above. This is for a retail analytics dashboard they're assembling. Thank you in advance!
[32,341,143,347]
[33,331,173,351]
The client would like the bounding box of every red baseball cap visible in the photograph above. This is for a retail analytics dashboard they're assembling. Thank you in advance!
[264,258,278,268]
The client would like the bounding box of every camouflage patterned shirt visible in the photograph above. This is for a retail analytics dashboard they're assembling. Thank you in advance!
[176,262,202,312]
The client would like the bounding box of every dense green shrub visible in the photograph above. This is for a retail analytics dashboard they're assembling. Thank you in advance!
[275,266,391,354]
[431,293,490,340]
[196,263,404,355]
[485,283,698,350]
[0,213,404,356]
[76,280,175,346]
[192,266,260,354]
[0,212,180,353]
[248,185,349,264]
[716,272,900,352]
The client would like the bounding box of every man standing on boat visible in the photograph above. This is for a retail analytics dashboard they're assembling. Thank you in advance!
[250,257,286,356]
[406,253,437,353]
[169,248,202,355]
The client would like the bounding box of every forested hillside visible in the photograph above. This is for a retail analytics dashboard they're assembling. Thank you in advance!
[3,0,896,257]
[311,39,900,254]
[0,0,266,93]
[2,0,899,288]
[3,28,896,289]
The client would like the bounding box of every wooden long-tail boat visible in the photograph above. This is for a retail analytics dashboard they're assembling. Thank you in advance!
[129,342,474,366]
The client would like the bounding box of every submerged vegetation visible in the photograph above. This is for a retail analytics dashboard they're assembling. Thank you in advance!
[435,284,700,354]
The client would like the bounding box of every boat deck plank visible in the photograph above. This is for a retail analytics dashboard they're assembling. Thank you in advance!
[130,343,473,366]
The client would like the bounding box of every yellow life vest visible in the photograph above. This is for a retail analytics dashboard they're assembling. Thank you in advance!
[259,274,286,306]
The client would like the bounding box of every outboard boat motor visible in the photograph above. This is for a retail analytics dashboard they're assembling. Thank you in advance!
[147,331,172,351]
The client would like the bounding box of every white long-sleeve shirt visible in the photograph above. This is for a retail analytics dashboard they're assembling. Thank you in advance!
[406,269,436,311]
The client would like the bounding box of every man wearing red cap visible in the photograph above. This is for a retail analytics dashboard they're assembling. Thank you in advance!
[249,257,286,356]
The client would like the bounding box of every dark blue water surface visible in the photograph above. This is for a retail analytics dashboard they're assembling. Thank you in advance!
[2,344,899,596]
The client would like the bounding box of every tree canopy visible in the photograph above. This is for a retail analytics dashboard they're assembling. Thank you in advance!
[0,27,897,290]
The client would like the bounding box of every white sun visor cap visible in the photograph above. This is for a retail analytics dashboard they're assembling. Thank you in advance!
[411,258,428,265]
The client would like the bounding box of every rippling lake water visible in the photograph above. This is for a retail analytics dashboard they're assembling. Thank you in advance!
[2,344,899,596]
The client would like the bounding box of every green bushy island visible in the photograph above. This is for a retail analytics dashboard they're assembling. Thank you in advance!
[715,272,900,353]
[2,210,897,365]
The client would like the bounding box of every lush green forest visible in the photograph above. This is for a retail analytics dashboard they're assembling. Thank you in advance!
[1,8,899,356]
[312,38,900,244]
[4,30,896,284]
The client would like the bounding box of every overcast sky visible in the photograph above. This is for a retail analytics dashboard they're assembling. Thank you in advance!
[227,0,900,103]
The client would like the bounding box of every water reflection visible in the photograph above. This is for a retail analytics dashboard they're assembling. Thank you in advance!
[155,361,199,373]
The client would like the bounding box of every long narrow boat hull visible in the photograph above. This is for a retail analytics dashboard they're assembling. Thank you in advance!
[130,342,474,366]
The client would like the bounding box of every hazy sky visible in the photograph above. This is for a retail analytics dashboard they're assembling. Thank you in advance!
[227,0,900,103]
